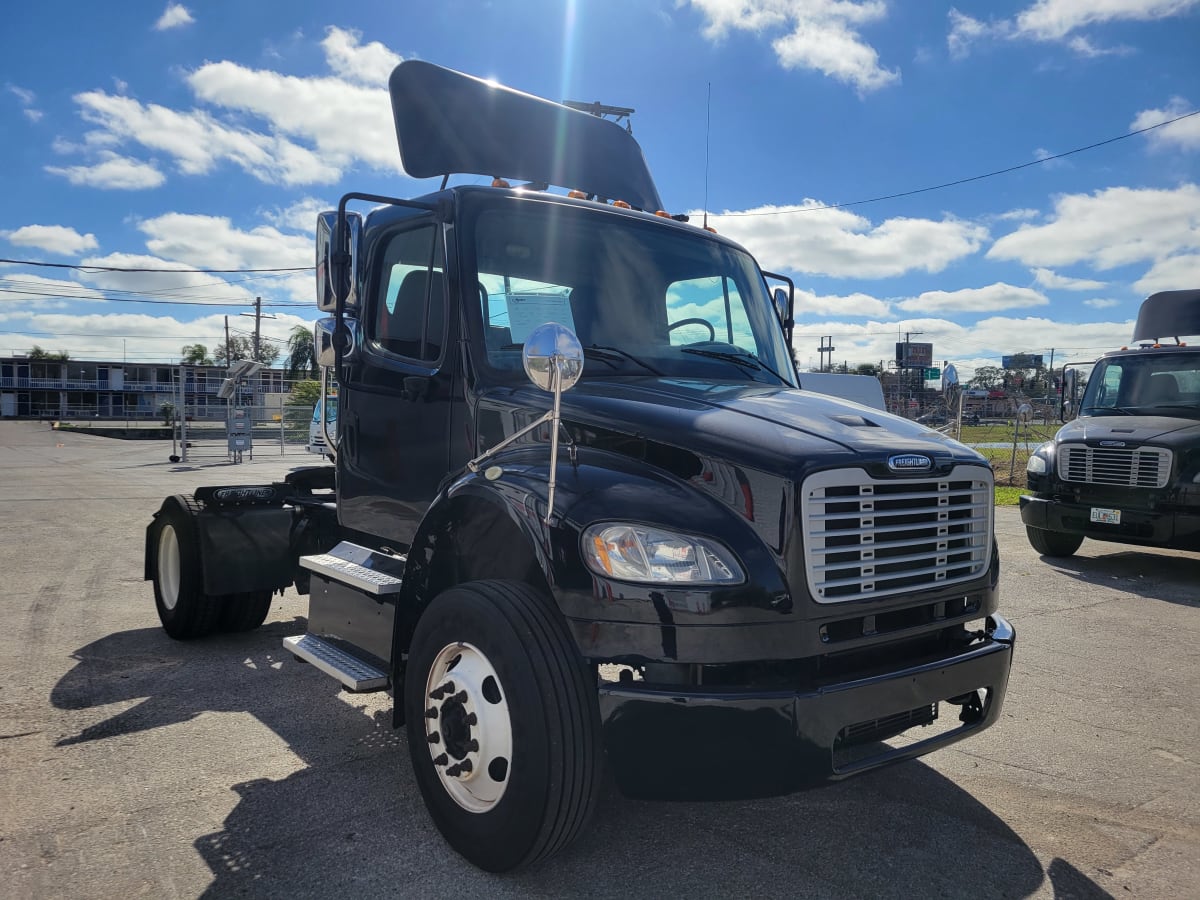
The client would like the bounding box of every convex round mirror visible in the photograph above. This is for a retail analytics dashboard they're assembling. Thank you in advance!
[522,322,584,392]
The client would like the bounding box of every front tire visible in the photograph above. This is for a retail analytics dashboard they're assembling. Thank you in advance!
[1026,526,1084,557]
[151,496,224,639]
[404,580,602,872]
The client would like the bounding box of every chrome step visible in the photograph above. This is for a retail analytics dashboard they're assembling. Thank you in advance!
[299,541,406,595]
[284,634,389,692]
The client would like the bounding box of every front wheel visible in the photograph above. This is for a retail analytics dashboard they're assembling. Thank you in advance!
[404,580,602,872]
[1026,526,1084,557]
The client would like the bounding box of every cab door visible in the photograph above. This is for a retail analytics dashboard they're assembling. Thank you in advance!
[337,220,457,547]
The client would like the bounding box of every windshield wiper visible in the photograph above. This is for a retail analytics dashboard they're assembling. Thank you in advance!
[680,347,786,383]
[1082,405,1133,416]
[585,345,663,375]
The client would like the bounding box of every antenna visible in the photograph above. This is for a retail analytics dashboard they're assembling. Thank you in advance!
[703,82,711,230]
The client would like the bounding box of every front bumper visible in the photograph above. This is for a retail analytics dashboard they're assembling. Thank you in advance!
[598,615,1015,800]
[1020,493,1200,550]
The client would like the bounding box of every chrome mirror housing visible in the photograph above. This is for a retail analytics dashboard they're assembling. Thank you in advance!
[315,210,363,312]
[522,323,584,392]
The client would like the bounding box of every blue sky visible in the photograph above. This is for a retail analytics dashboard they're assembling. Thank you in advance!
[1,1,1198,377]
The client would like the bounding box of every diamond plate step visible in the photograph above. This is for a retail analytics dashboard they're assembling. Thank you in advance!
[300,549,405,595]
[284,633,389,692]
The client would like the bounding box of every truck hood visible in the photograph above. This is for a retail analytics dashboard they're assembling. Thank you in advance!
[1056,415,1200,450]
[491,377,984,477]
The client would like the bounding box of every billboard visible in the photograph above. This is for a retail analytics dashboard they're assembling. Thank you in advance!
[896,342,933,368]
[1002,353,1044,369]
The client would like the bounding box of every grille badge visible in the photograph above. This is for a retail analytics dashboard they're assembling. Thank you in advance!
[1098,440,1127,447]
[887,453,933,472]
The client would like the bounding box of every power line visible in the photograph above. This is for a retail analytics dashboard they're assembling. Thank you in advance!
[718,107,1200,217]
[0,258,313,273]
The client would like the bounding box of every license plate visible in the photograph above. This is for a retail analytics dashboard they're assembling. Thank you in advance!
[1090,507,1121,525]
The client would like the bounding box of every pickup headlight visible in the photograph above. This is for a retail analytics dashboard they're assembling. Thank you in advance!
[582,524,744,585]
[1026,442,1054,475]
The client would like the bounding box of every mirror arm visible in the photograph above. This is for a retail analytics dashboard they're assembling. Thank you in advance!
[466,410,555,474]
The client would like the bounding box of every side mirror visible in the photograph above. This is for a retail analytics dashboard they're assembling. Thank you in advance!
[1060,368,1079,421]
[772,287,789,325]
[314,316,360,367]
[522,323,584,393]
[315,210,363,312]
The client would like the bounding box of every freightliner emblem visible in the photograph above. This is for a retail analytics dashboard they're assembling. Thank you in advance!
[887,453,933,472]
[214,487,276,501]
[1099,440,1127,448]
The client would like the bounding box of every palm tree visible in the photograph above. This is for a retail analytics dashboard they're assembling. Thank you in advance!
[285,324,317,379]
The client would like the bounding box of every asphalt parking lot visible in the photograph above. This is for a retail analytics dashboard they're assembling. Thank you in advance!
[0,420,1196,898]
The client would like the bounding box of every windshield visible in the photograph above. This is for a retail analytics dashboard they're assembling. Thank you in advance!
[311,397,338,424]
[468,198,795,386]
[1080,351,1200,419]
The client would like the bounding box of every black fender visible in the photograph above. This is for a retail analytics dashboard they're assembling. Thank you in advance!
[393,445,789,656]
[146,492,295,596]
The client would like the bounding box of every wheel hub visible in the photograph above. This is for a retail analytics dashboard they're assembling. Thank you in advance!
[424,642,512,813]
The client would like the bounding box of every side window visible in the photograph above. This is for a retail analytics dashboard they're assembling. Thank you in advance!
[373,226,445,362]
[666,276,753,347]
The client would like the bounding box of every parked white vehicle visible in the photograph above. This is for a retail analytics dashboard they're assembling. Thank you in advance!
[305,395,337,455]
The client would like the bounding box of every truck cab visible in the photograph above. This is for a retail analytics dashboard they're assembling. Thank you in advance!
[144,60,1014,872]
[1021,289,1200,556]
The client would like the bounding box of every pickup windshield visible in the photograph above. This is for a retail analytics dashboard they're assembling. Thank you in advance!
[1080,351,1200,419]
[469,197,795,386]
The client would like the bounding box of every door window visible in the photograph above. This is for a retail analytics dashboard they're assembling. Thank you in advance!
[374,225,446,362]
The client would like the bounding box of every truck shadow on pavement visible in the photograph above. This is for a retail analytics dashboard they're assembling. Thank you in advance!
[49,624,1093,899]
[1042,551,1199,607]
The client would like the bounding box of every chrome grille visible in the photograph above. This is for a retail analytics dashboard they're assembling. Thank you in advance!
[1058,444,1171,488]
[801,466,993,603]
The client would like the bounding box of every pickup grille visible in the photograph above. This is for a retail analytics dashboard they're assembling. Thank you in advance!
[801,466,993,603]
[1058,444,1171,488]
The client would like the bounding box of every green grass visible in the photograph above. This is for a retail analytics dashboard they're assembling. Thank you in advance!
[994,486,1024,506]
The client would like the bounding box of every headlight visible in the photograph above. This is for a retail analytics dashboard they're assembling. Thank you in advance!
[582,524,744,585]
[1026,442,1054,475]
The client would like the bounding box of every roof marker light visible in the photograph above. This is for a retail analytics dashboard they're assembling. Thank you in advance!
[654,210,671,218]
[568,190,587,199]
[491,177,511,188]
[612,199,631,209]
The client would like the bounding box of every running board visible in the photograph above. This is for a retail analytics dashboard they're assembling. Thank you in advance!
[299,541,406,595]
[284,634,389,692]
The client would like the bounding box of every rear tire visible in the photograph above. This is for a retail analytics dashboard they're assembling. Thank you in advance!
[1026,526,1084,558]
[151,496,224,639]
[404,580,602,872]
[217,590,274,632]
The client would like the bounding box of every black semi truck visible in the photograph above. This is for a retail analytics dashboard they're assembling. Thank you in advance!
[145,60,1015,872]
[1022,289,1200,556]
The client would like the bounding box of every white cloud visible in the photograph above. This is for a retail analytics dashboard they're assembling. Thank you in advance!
[1014,0,1199,41]
[1032,267,1105,290]
[3,225,99,255]
[946,1,1198,57]
[1133,254,1200,295]
[1083,298,1120,308]
[23,108,43,123]
[8,83,43,121]
[895,283,1049,314]
[687,0,898,92]
[262,196,332,234]
[795,288,892,318]
[71,90,342,185]
[320,26,403,86]
[947,9,988,59]
[706,203,988,278]
[153,3,194,31]
[987,184,1200,269]
[1131,97,1200,151]
[44,151,166,190]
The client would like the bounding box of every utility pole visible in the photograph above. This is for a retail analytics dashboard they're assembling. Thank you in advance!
[239,297,275,362]
[224,316,232,368]
[817,336,836,372]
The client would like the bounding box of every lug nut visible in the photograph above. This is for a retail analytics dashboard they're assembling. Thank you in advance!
[452,690,468,703]
[432,753,448,767]
[465,713,477,726]
[446,763,461,777]
[458,759,473,774]
[429,686,445,700]
[427,732,440,744]
[465,739,479,753]
[425,707,439,719]
[443,681,456,694]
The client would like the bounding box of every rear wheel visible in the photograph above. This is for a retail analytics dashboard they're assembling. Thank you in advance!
[218,590,274,632]
[151,496,223,639]
[404,580,601,872]
[1026,526,1084,558]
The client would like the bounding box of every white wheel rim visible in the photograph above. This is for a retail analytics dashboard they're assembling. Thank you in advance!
[157,524,181,611]
[423,641,512,813]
